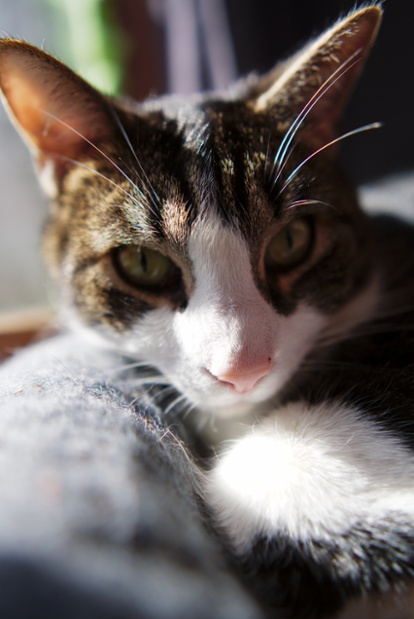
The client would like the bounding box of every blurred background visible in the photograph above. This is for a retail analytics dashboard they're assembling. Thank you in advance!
[0,0,413,317]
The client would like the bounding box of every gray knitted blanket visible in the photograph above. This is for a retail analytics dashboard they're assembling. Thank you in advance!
[0,334,263,619]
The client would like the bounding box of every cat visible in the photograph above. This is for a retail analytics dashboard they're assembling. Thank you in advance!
[1,4,414,618]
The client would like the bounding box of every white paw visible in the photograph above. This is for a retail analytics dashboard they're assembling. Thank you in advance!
[204,400,414,552]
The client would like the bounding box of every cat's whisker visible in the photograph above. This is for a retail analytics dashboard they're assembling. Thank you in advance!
[163,393,190,417]
[108,107,161,216]
[135,378,171,388]
[102,367,166,385]
[93,203,140,214]
[270,51,371,191]
[272,48,364,174]
[167,394,197,421]
[128,383,177,409]
[139,385,179,409]
[103,359,160,375]
[53,154,142,207]
[182,401,197,420]
[40,109,146,204]
[286,198,339,213]
[271,142,298,190]
[278,122,382,197]
[152,385,179,401]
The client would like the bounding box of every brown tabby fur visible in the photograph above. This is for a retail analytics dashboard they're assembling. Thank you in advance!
[0,9,379,336]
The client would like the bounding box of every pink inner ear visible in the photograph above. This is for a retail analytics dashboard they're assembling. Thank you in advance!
[0,45,111,160]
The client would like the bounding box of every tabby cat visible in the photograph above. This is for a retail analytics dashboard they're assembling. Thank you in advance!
[1,5,414,618]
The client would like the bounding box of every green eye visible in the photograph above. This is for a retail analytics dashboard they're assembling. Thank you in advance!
[265,217,313,268]
[115,245,177,288]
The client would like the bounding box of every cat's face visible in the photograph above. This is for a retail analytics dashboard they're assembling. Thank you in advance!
[42,102,375,417]
[0,6,382,417]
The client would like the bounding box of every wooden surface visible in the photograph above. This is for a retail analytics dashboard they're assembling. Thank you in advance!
[0,307,55,361]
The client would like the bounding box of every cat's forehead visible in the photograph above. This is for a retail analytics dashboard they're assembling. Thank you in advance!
[127,96,284,236]
[141,88,274,162]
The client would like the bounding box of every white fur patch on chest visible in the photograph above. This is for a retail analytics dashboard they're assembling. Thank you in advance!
[205,400,414,552]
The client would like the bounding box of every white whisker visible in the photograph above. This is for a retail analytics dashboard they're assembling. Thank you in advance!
[40,109,145,202]
[272,48,365,176]
[164,393,189,416]
[53,154,141,206]
[271,141,298,190]
[286,198,339,213]
[278,122,382,197]
[108,107,161,216]
[182,401,197,420]
[153,385,179,401]
[103,360,159,375]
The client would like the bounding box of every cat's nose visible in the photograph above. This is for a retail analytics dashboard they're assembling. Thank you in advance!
[214,363,271,394]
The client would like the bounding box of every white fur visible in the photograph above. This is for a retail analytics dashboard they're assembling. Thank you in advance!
[106,213,329,418]
[205,400,414,552]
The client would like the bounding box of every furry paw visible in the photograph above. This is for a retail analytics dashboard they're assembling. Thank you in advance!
[205,400,414,552]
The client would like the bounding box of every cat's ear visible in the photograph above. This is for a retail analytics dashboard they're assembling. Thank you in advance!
[0,40,119,196]
[250,6,382,152]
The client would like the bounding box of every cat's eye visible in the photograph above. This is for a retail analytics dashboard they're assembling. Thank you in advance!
[114,245,178,289]
[265,217,313,269]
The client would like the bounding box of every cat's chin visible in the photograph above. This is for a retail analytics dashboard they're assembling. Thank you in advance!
[187,377,281,420]
[194,399,273,445]
[200,398,271,420]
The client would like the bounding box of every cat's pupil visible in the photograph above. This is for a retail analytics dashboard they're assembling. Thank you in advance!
[113,245,178,290]
[285,228,294,250]
[141,250,148,274]
[265,217,313,269]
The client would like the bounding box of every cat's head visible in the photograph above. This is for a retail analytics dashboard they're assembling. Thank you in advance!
[0,7,382,418]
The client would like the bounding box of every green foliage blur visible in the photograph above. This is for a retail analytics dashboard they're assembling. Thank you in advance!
[44,0,126,95]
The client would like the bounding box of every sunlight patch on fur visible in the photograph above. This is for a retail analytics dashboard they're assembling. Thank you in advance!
[206,400,414,552]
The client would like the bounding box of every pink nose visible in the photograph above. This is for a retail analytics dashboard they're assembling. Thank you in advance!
[214,363,271,394]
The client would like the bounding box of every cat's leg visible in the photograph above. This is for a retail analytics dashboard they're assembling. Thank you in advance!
[205,400,414,618]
